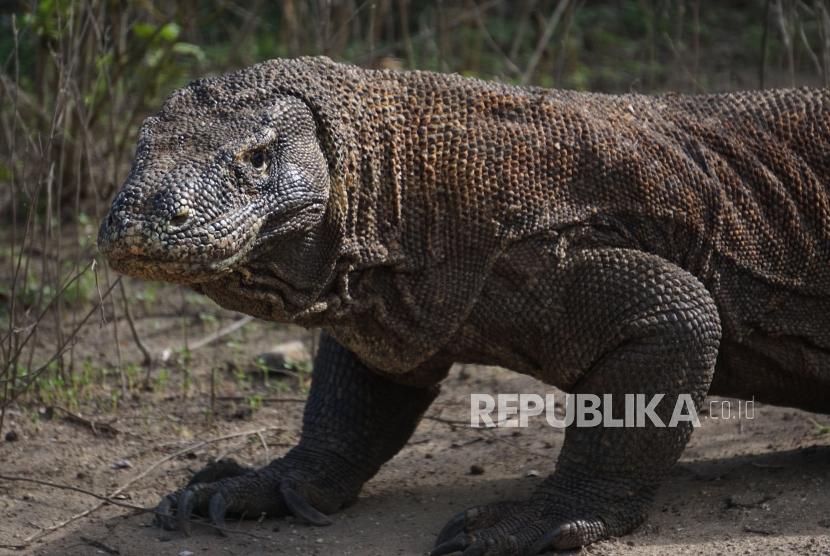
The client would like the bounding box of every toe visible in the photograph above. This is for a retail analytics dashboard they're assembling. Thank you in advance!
[177,488,197,535]
[430,533,469,555]
[280,480,332,525]
[208,491,229,533]
[187,458,252,486]
[526,518,607,552]
[435,511,466,546]
[154,493,178,531]
[461,540,488,556]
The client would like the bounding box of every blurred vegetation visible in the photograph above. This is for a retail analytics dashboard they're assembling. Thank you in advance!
[0,0,827,426]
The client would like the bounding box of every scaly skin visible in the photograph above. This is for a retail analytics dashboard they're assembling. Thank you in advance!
[98,57,830,554]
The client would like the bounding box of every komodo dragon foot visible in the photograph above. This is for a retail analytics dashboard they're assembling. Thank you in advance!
[154,332,442,535]
[154,456,342,533]
[431,483,649,554]
[431,250,722,554]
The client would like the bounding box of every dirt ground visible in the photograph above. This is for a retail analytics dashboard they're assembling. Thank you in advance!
[1,309,829,556]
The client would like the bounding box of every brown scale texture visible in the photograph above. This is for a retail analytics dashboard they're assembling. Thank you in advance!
[99,58,830,553]
[166,58,829,374]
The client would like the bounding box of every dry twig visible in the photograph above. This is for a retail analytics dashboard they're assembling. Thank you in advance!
[0,472,274,546]
[160,315,254,362]
[18,426,282,545]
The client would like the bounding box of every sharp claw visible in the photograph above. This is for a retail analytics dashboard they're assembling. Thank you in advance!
[154,494,176,530]
[280,481,332,526]
[177,489,195,535]
[526,524,571,555]
[435,511,467,546]
[188,457,251,486]
[525,533,553,555]
[209,491,228,535]
[462,541,487,556]
[430,533,468,555]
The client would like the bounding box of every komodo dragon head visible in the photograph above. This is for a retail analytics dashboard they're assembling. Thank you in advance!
[98,84,331,286]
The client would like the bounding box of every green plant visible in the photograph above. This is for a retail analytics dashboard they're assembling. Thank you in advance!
[154,368,171,391]
[247,394,263,411]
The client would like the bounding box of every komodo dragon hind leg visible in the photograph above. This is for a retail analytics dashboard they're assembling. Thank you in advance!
[155,332,444,534]
[432,249,721,555]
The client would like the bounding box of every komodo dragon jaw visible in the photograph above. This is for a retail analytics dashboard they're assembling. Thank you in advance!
[98,93,332,286]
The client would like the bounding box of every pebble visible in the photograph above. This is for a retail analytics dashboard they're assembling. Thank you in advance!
[469,464,485,475]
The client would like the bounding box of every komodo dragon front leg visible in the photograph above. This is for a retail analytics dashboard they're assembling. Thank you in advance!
[433,249,722,555]
[155,332,443,532]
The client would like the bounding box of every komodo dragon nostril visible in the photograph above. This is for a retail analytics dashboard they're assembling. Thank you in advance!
[169,207,190,227]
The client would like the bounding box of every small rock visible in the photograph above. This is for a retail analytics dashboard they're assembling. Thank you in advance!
[743,524,774,535]
[726,492,772,509]
[4,430,19,442]
[111,459,133,470]
[315,538,324,543]
[525,469,541,478]
[469,464,485,475]
[255,341,311,373]
[424,453,433,459]
[231,406,253,421]
[178,551,194,556]
[76,471,87,480]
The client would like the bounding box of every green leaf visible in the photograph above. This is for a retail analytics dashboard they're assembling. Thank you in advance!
[133,21,180,42]
[172,42,206,63]
[132,22,157,40]
[159,22,182,42]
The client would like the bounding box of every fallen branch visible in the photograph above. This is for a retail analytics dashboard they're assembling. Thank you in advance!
[216,395,307,404]
[19,426,283,545]
[160,315,254,362]
[0,474,148,512]
[79,536,119,555]
[0,472,274,544]
[52,405,121,437]
[423,415,469,426]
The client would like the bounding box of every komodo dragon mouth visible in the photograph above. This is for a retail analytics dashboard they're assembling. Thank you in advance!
[98,205,264,284]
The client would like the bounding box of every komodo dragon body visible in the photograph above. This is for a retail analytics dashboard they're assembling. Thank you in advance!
[98,57,830,554]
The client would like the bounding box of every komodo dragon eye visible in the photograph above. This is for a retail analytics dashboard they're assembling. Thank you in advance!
[249,148,267,171]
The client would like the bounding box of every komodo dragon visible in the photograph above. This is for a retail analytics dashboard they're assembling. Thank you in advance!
[98,57,830,554]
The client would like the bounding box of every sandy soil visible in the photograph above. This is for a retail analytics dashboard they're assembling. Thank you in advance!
[1,314,829,556]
